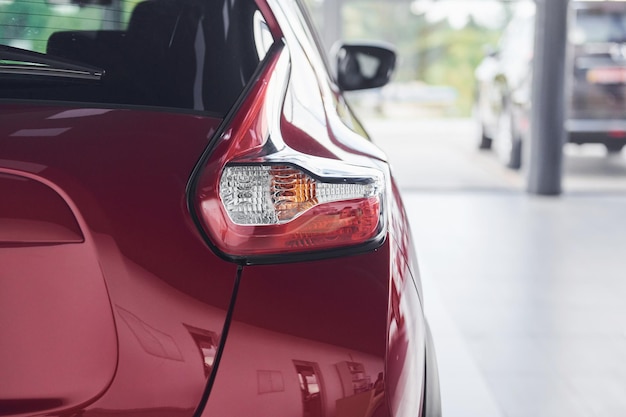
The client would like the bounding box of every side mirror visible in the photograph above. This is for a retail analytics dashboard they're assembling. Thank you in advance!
[333,42,396,91]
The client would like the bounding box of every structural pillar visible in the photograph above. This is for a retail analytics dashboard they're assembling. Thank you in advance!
[526,0,569,196]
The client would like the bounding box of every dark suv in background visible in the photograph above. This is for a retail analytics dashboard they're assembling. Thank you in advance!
[569,0,626,153]
[475,0,626,169]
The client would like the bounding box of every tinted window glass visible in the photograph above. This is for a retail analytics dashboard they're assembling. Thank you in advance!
[574,9,626,44]
[0,0,266,114]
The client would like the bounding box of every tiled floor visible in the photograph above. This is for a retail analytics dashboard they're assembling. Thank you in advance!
[363,117,626,417]
[405,193,626,417]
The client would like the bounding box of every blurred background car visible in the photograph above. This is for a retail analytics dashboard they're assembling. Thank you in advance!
[474,0,626,169]
[568,0,626,153]
[474,2,534,169]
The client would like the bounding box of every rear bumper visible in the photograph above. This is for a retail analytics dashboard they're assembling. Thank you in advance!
[566,119,626,145]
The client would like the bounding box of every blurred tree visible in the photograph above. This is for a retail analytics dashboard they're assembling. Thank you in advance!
[304,0,504,116]
[420,16,501,115]
[0,0,136,52]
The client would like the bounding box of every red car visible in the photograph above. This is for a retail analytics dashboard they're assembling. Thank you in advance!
[0,1,440,417]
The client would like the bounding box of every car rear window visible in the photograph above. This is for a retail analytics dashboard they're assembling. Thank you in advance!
[0,0,271,114]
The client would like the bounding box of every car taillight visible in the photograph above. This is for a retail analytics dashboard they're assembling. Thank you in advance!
[189,45,385,261]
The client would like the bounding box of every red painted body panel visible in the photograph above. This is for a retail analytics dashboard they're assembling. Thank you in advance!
[0,105,237,416]
[386,179,427,417]
[0,225,116,415]
[0,173,83,243]
[203,244,391,417]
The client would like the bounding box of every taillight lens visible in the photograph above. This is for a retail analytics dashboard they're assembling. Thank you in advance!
[195,161,383,258]
[191,46,385,260]
[220,165,380,225]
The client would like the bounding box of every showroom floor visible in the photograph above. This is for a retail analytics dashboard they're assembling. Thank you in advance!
[365,117,626,417]
[406,192,626,417]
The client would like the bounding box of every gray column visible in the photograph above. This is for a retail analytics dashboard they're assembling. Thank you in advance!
[322,0,343,53]
[526,0,569,196]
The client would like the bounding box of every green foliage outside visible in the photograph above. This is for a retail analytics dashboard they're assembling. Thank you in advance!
[0,0,140,53]
[305,0,506,117]
[417,20,501,115]
[343,2,502,116]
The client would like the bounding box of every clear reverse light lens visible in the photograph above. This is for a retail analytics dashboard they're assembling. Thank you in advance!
[220,165,381,225]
